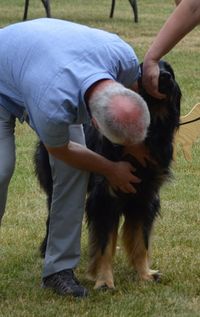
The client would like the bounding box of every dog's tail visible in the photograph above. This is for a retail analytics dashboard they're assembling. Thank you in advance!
[34,141,52,257]
[34,141,53,198]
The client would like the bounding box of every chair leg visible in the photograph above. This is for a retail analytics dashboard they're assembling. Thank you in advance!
[23,0,51,20]
[109,0,115,18]
[23,0,29,20]
[129,0,138,23]
[41,0,51,18]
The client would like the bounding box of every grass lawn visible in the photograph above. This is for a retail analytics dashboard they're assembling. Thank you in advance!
[0,1,200,316]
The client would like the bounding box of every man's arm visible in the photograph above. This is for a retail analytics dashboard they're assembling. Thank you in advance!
[45,141,140,193]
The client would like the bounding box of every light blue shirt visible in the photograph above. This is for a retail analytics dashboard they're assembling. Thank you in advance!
[0,18,140,147]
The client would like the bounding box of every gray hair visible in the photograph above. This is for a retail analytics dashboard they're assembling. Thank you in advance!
[89,82,150,144]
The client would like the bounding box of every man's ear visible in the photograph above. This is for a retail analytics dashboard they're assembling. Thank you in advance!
[91,117,99,129]
[131,81,139,92]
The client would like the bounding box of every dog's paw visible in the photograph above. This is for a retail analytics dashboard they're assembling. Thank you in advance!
[87,269,115,289]
[149,269,162,282]
[94,278,115,290]
[139,269,162,282]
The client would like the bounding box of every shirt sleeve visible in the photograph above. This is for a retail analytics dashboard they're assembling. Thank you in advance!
[114,40,141,87]
[28,105,70,148]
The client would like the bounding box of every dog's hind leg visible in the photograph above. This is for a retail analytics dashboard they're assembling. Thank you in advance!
[87,223,118,289]
[122,219,160,281]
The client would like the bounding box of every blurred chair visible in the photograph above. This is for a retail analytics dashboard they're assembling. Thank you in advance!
[110,0,138,23]
[23,0,51,20]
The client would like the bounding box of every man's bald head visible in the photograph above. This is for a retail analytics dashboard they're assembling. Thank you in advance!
[89,81,150,145]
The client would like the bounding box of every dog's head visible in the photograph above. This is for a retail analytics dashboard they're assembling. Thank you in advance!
[138,60,181,126]
[136,60,182,167]
[138,60,181,144]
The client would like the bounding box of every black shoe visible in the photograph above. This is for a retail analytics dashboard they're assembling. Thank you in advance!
[42,269,88,298]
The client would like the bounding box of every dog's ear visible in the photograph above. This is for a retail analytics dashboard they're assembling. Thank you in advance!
[158,70,176,95]
[158,60,175,79]
[158,60,177,96]
[139,60,177,97]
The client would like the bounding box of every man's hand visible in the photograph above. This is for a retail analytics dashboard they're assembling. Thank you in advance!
[105,161,141,194]
[46,142,140,194]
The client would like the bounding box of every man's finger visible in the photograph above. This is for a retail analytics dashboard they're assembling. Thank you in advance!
[130,175,141,183]
[122,184,136,194]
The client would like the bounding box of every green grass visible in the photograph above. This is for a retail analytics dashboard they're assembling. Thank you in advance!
[0,0,200,316]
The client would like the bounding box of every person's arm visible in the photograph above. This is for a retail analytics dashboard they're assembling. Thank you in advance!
[45,141,140,193]
[143,0,200,98]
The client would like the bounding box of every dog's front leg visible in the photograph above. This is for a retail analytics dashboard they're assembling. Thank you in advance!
[87,226,118,289]
[122,220,160,281]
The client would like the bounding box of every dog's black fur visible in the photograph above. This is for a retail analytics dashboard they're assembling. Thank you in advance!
[34,60,181,288]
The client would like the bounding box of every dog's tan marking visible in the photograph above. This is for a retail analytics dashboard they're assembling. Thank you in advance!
[87,227,118,289]
[122,220,160,281]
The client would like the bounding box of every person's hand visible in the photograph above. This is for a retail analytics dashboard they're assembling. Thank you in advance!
[105,161,141,194]
[142,58,166,99]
